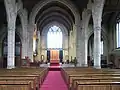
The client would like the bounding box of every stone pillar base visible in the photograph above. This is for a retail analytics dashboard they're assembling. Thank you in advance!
[82,64,88,67]
[7,66,15,69]
[76,63,82,67]
[94,66,101,69]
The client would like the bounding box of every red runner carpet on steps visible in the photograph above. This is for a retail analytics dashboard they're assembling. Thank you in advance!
[50,63,59,66]
[40,71,68,90]
[50,60,60,66]
[49,61,60,71]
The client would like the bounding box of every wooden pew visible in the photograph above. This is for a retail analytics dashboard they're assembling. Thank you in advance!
[0,74,40,89]
[68,73,120,88]
[72,77,120,90]
[0,67,48,90]
[61,67,103,85]
[0,77,36,90]
[61,68,120,84]
[75,81,120,90]
[61,67,120,89]
[0,81,32,90]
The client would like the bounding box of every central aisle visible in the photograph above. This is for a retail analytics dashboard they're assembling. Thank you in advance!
[40,71,68,90]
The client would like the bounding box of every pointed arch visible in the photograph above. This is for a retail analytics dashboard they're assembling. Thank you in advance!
[2,32,22,57]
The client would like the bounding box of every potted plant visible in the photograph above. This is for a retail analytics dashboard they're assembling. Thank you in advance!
[74,57,77,67]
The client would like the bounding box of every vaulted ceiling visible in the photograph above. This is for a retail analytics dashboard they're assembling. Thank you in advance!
[0,0,120,29]
[21,0,120,13]
[22,0,120,31]
[22,0,89,14]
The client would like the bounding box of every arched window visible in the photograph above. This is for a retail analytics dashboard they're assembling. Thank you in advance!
[47,25,62,49]
[116,21,120,48]
[100,40,103,55]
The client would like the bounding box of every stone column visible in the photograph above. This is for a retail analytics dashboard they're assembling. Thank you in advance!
[80,9,91,67]
[7,24,16,69]
[76,9,91,67]
[92,0,105,69]
[82,31,88,67]
[93,26,101,69]
[22,24,28,59]
[4,0,17,69]
[37,31,41,61]
[76,24,82,66]
[72,24,76,58]
[76,26,88,67]
[68,30,72,61]
[28,24,34,62]
[21,9,28,59]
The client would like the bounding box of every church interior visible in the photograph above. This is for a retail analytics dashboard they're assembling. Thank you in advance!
[0,0,120,90]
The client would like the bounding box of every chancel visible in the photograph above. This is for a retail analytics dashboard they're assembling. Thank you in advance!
[0,0,120,90]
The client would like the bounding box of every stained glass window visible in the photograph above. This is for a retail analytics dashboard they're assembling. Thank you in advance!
[47,26,62,49]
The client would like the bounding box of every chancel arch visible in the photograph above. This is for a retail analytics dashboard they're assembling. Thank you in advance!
[27,0,79,61]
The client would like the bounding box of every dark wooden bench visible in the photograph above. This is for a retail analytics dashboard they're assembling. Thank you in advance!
[0,81,32,90]
[68,73,120,88]
[72,77,120,90]
[0,77,36,90]
[61,67,120,89]
[0,67,48,90]
[75,81,120,90]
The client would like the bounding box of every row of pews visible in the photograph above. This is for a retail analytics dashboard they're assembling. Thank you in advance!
[0,67,48,90]
[61,67,120,90]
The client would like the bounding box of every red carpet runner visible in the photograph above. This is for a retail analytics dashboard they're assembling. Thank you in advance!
[40,71,68,90]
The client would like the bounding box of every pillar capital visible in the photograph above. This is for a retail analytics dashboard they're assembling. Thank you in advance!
[92,0,105,26]
[4,0,17,15]
[92,0,105,10]
[82,9,91,20]
[4,0,17,27]
[94,26,101,31]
